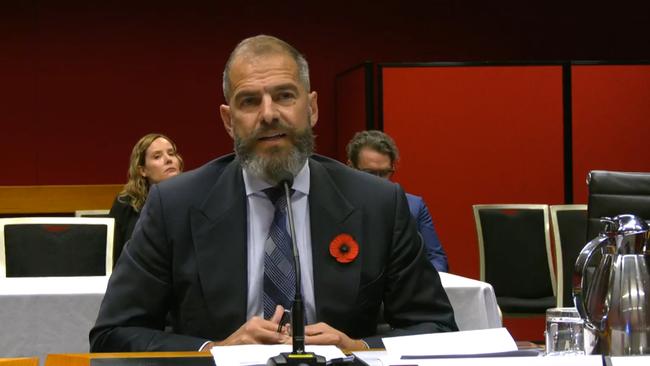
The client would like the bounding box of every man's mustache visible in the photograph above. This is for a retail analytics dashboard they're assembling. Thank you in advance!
[250,120,292,140]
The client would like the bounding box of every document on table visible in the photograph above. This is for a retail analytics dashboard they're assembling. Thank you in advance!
[371,355,603,366]
[382,327,518,357]
[353,328,519,366]
[352,328,602,366]
[210,344,346,366]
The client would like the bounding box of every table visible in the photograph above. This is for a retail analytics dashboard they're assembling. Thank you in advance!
[0,273,498,363]
[0,359,38,366]
[438,272,501,330]
[45,352,650,366]
[45,352,211,366]
[0,276,109,364]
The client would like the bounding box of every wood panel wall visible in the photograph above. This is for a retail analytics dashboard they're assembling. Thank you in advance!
[0,185,122,214]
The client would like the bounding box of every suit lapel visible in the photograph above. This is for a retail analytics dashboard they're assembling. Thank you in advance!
[190,160,248,329]
[309,159,363,322]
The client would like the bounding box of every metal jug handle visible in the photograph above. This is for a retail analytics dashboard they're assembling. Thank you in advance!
[573,218,614,330]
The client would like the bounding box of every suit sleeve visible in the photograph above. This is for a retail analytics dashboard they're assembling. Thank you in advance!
[364,186,457,347]
[416,200,449,272]
[90,185,209,352]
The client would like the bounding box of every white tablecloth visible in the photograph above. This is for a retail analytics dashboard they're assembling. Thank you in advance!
[438,272,502,330]
[0,273,500,362]
[0,276,109,362]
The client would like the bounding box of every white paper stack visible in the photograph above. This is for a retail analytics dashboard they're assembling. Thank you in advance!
[382,327,518,356]
[352,328,603,366]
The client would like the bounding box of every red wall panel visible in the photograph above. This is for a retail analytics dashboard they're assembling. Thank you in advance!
[571,65,650,203]
[381,65,565,278]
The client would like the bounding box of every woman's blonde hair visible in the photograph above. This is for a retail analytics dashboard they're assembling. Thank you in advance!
[118,133,184,212]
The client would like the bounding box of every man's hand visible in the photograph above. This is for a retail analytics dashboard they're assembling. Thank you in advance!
[304,322,369,350]
[200,306,290,351]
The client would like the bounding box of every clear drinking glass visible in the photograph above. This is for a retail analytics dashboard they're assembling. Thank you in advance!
[545,307,585,356]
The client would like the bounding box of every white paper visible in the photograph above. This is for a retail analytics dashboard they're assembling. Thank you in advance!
[210,344,346,366]
[382,328,518,356]
[611,356,650,366]
[352,350,388,366]
[384,355,602,366]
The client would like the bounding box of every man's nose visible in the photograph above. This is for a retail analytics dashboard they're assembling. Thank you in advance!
[260,95,278,123]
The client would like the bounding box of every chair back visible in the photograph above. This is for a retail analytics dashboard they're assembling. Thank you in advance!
[0,217,114,277]
[587,170,650,241]
[550,204,588,307]
[473,204,556,314]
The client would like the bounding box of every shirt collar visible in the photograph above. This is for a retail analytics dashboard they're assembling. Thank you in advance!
[243,159,310,197]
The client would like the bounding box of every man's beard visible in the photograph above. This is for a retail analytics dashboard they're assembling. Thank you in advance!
[234,119,315,185]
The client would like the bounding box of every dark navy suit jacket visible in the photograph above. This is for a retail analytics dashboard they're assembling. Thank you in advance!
[90,154,457,352]
[405,193,449,272]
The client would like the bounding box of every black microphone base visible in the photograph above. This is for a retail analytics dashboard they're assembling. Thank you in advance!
[267,352,327,366]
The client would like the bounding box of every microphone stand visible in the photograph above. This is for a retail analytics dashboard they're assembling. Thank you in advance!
[267,180,326,366]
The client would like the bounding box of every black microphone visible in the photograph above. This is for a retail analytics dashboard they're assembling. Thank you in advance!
[267,179,326,366]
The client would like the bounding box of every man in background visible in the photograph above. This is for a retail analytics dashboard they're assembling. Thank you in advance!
[90,35,456,353]
[347,130,449,272]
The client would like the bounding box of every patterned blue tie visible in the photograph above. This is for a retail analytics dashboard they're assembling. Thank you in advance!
[263,186,296,319]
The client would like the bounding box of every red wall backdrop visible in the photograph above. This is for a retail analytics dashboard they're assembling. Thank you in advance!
[2,1,650,185]
[571,64,650,203]
[381,65,565,279]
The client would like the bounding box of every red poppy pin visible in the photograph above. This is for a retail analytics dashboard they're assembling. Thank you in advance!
[329,233,359,263]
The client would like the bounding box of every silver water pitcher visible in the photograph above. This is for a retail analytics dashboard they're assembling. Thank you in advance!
[573,214,650,355]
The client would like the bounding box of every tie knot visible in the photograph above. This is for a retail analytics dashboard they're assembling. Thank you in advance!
[263,185,293,206]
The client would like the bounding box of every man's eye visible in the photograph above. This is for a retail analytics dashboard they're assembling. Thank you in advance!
[239,97,258,107]
[276,92,296,103]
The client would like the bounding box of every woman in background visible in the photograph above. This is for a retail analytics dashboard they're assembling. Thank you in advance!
[109,133,183,265]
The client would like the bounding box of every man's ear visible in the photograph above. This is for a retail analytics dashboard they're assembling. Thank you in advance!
[220,104,235,138]
[346,159,353,167]
[308,91,318,128]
